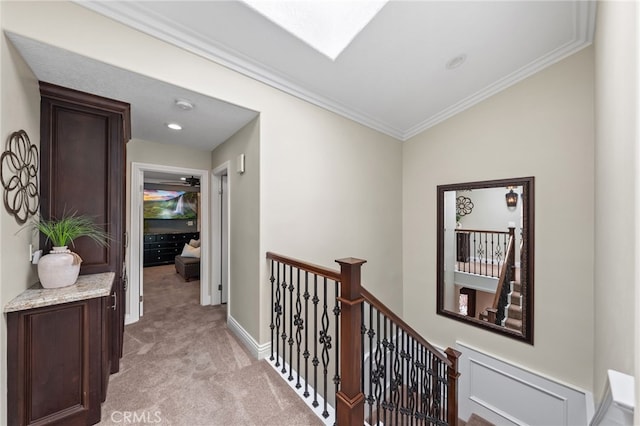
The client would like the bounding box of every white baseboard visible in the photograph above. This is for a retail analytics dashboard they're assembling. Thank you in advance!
[457,342,594,425]
[124,313,137,326]
[590,370,634,426]
[227,314,271,359]
[266,356,335,425]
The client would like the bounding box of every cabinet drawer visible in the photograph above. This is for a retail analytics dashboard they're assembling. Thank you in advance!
[144,241,182,250]
[146,247,180,256]
[143,252,178,265]
[143,234,156,243]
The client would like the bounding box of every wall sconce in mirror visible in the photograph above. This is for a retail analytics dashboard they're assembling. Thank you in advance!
[437,177,534,344]
[505,187,518,208]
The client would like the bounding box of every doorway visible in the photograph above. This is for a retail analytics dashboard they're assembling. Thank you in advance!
[212,162,231,312]
[128,162,211,324]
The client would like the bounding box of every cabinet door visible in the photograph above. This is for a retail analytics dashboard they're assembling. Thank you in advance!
[7,299,104,426]
[40,82,130,374]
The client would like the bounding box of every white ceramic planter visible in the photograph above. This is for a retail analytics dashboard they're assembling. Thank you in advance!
[37,246,82,288]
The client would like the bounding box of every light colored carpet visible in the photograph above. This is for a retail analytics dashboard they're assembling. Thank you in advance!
[99,264,322,425]
[459,413,496,426]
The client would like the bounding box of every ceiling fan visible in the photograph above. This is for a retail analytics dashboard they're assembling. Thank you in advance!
[159,175,200,187]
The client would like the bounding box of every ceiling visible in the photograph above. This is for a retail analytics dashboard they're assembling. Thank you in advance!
[9,0,596,149]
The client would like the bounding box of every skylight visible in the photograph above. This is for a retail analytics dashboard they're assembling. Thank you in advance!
[241,0,388,61]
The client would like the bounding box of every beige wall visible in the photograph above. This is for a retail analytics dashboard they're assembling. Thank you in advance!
[211,118,260,337]
[403,47,595,390]
[259,102,404,341]
[593,0,637,399]
[127,138,214,172]
[0,24,41,425]
[2,2,403,352]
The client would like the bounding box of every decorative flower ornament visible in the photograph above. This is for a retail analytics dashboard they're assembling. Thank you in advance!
[1,130,39,224]
[456,195,474,218]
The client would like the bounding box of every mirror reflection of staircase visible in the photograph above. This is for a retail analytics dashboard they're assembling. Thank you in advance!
[480,279,522,331]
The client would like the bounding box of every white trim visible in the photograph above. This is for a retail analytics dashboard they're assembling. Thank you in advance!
[211,162,231,309]
[265,356,335,426]
[591,370,635,425]
[128,162,211,324]
[227,314,271,360]
[457,341,594,425]
[75,1,595,142]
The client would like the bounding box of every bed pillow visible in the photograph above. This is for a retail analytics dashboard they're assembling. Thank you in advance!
[189,239,201,248]
[181,243,201,258]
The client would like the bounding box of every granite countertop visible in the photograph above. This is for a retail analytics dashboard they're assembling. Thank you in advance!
[4,272,115,313]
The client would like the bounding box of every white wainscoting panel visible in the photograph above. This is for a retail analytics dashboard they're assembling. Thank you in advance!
[457,342,594,425]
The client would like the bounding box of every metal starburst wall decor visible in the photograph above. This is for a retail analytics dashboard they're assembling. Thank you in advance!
[1,130,39,224]
[456,195,474,218]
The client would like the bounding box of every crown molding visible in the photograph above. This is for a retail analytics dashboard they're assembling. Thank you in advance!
[76,1,596,143]
[403,0,596,140]
[75,1,405,141]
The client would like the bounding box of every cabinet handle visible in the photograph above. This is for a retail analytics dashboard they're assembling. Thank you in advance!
[112,294,117,311]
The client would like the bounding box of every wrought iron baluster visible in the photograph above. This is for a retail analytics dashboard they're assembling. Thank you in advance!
[472,232,477,274]
[303,271,310,398]
[420,345,428,424]
[274,262,282,367]
[484,232,488,276]
[381,314,389,425]
[288,266,295,380]
[281,265,288,374]
[367,304,374,422]
[333,280,341,408]
[361,302,366,394]
[491,232,496,277]
[442,358,448,423]
[433,355,442,421]
[269,259,275,361]
[295,268,303,388]
[312,275,319,408]
[399,330,410,420]
[374,308,384,426]
[393,324,401,425]
[319,277,331,418]
[409,337,417,424]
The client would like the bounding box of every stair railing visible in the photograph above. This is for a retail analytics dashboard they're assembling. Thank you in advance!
[266,252,460,425]
[488,227,516,325]
[454,228,510,278]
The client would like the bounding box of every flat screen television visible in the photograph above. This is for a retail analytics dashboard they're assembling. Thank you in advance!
[143,189,198,220]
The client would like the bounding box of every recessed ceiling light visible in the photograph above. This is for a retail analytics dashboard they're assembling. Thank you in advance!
[241,0,388,60]
[175,99,194,111]
[446,54,467,70]
[167,123,182,130]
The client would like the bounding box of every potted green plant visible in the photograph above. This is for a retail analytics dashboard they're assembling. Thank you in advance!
[31,212,109,288]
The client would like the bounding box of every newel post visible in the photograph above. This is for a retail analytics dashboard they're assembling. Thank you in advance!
[335,257,367,426]
[445,347,461,426]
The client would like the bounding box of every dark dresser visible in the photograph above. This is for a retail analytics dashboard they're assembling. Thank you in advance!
[143,232,200,267]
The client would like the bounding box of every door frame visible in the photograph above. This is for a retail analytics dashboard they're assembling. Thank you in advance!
[212,161,231,313]
[128,161,211,324]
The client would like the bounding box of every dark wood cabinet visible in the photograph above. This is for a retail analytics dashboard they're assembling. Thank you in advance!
[143,232,199,267]
[39,82,130,375]
[6,275,115,426]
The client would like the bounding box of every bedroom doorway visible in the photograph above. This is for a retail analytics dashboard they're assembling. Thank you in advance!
[129,162,211,324]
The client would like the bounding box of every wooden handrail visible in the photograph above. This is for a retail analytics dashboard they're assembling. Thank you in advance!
[266,251,341,281]
[492,228,516,309]
[454,228,510,235]
[360,287,452,367]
